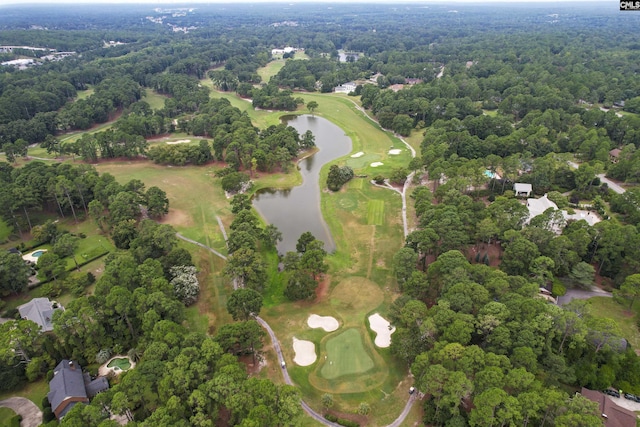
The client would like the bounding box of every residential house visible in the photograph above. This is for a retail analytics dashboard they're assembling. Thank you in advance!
[334,81,357,94]
[48,360,109,419]
[514,183,532,197]
[609,148,622,163]
[526,193,601,229]
[17,297,62,332]
[581,388,636,427]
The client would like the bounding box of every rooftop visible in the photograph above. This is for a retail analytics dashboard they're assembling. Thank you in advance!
[17,297,60,332]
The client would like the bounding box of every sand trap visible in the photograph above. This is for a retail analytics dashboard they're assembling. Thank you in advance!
[351,151,364,158]
[293,338,317,366]
[368,313,395,348]
[166,139,190,145]
[388,149,402,155]
[307,314,339,332]
[371,162,384,167]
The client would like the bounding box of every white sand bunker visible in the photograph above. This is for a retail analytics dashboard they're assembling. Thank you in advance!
[368,313,396,348]
[307,314,339,332]
[166,139,190,145]
[351,151,364,158]
[371,162,384,167]
[388,149,402,155]
[293,338,317,366]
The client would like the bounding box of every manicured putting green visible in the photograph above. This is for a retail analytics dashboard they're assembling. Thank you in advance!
[367,200,384,225]
[320,328,374,380]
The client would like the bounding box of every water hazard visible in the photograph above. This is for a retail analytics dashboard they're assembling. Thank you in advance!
[252,115,352,254]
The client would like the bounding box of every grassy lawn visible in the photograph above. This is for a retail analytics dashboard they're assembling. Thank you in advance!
[76,86,94,101]
[0,407,17,426]
[258,59,285,83]
[588,296,640,349]
[0,380,48,410]
[142,88,168,111]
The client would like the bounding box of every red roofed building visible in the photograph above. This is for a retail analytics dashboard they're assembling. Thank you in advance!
[581,388,636,427]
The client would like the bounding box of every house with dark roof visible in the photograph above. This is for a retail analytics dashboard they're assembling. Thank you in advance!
[581,388,636,427]
[48,360,109,419]
[17,297,62,332]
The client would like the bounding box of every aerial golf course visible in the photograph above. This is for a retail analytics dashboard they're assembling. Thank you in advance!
[12,61,422,424]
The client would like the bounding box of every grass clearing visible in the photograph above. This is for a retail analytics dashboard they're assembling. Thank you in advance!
[76,87,94,101]
[142,88,168,111]
[258,59,285,83]
[588,296,640,349]
[367,200,385,225]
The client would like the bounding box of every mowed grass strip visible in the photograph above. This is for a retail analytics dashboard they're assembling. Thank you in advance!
[367,200,384,225]
[320,328,374,380]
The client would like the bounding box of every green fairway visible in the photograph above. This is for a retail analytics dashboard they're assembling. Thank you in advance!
[142,88,168,111]
[367,200,385,225]
[76,87,94,101]
[258,59,285,83]
[321,328,374,379]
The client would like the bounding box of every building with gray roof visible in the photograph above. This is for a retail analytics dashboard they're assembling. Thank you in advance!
[48,360,109,419]
[17,297,61,332]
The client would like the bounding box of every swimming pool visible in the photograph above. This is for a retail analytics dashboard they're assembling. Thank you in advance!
[31,250,46,258]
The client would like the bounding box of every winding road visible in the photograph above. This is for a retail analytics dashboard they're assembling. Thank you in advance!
[179,213,417,426]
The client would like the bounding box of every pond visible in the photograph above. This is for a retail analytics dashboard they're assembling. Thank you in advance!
[252,115,352,254]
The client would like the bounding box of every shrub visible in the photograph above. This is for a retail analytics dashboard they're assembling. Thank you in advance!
[373,175,385,185]
[324,414,338,422]
[552,279,566,297]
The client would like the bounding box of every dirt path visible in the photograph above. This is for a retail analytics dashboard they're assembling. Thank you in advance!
[0,397,42,427]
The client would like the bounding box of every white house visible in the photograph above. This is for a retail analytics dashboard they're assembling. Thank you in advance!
[514,183,532,197]
[271,46,297,56]
[526,193,601,230]
[334,81,357,94]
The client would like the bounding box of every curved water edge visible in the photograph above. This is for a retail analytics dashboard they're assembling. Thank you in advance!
[252,114,352,254]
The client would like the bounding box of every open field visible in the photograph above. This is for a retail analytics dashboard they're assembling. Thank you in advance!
[94,161,236,331]
[141,88,168,111]
[75,87,94,101]
[258,59,285,83]
[589,296,640,349]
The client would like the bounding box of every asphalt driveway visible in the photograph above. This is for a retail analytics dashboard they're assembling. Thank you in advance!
[0,397,43,427]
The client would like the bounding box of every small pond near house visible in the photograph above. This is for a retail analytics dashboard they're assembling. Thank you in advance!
[252,115,352,254]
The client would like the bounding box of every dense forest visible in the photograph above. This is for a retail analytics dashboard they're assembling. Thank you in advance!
[1,2,640,426]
